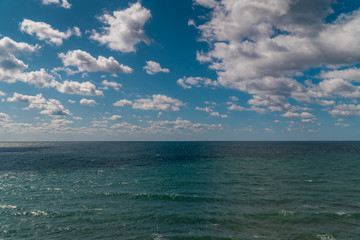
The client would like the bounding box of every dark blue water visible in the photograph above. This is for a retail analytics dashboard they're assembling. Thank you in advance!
[0,142,359,239]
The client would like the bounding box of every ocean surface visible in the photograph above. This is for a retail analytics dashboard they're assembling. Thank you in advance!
[0,141,359,240]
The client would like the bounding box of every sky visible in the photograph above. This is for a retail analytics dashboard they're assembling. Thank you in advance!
[1,0,360,141]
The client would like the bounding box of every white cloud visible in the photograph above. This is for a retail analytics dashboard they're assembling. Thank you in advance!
[0,91,5,96]
[143,61,170,75]
[107,115,122,120]
[229,96,238,101]
[113,99,133,107]
[0,40,103,96]
[319,78,360,98]
[7,93,71,116]
[194,0,217,8]
[282,112,315,119]
[80,99,97,106]
[321,67,360,82]
[68,99,75,104]
[90,2,151,52]
[148,117,222,133]
[329,104,360,117]
[20,19,80,46]
[193,1,360,114]
[102,80,122,91]
[0,112,10,122]
[227,103,246,111]
[59,50,132,74]
[41,0,71,9]
[195,106,228,118]
[0,36,40,83]
[334,122,350,127]
[177,76,218,89]
[0,37,105,97]
[114,94,184,111]
[56,80,104,97]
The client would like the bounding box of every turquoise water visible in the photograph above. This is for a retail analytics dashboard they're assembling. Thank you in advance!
[0,142,359,239]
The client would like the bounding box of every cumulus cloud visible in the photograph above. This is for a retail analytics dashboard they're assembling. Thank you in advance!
[193,0,360,115]
[90,2,151,52]
[0,112,10,122]
[55,80,104,97]
[114,94,183,111]
[0,37,104,97]
[113,99,133,107]
[148,117,222,134]
[20,19,80,46]
[41,0,71,8]
[7,93,71,116]
[195,106,228,118]
[59,50,132,74]
[106,115,122,120]
[143,61,170,75]
[329,104,360,117]
[102,80,122,91]
[319,78,360,98]
[282,112,315,119]
[80,98,97,106]
[0,36,40,83]
[177,76,218,89]
[320,67,360,82]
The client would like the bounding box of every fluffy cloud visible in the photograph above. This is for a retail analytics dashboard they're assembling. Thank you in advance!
[0,112,10,122]
[319,78,360,98]
[55,80,104,97]
[107,115,122,120]
[41,0,71,9]
[102,80,122,91]
[7,93,71,116]
[282,112,315,119]
[59,50,132,74]
[20,19,80,46]
[143,61,170,75]
[113,99,133,107]
[193,0,360,114]
[90,2,151,52]
[329,104,360,117]
[320,68,360,82]
[114,94,183,111]
[0,36,39,83]
[148,117,222,133]
[80,98,97,106]
[177,76,218,89]
[195,106,228,118]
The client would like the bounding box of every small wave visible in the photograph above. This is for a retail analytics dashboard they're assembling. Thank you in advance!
[13,210,48,216]
[0,204,17,209]
[278,210,295,216]
[30,210,48,216]
[317,234,336,240]
[46,187,62,191]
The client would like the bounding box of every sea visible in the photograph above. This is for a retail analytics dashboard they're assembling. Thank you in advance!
[0,141,359,240]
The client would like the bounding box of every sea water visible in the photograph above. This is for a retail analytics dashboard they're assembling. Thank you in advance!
[0,141,359,239]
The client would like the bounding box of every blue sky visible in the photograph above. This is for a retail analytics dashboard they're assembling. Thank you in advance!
[1,0,360,141]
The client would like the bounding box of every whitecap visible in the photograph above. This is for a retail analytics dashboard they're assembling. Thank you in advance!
[30,210,48,216]
[278,210,295,216]
[317,234,336,240]
[0,204,17,209]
